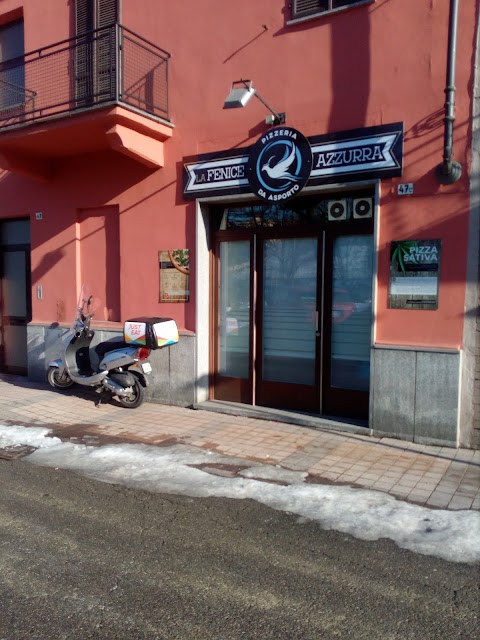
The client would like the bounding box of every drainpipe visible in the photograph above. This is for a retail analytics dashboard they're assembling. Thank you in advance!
[436,0,463,184]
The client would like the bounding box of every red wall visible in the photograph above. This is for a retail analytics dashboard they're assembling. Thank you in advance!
[0,0,476,348]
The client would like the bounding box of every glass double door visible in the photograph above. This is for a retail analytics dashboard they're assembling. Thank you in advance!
[214,231,373,419]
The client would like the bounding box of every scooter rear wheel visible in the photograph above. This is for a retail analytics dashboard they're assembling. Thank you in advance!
[47,366,74,389]
[117,378,145,409]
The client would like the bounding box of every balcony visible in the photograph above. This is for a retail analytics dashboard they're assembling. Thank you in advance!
[0,25,173,180]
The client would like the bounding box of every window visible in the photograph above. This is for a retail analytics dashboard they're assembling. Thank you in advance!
[75,0,118,35]
[74,0,119,104]
[0,19,25,113]
[291,0,372,22]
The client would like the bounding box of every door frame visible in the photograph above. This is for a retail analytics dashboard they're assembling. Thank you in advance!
[0,228,32,375]
[212,230,255,404]
[321,223,374,419]
[195,181,379,417]
[212,229,324,412]
[254,230,322,413]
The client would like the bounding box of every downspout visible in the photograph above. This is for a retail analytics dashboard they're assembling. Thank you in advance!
[436,0,463,184]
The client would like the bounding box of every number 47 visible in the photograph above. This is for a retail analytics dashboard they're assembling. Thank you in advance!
[398,183,414,195]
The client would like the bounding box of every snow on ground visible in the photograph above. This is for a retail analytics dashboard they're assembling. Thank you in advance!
[1,425,479,564]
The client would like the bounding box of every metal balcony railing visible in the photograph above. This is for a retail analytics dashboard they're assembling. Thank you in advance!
[0,24,170,130]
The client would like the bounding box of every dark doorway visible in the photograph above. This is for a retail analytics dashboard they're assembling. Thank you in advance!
[0,219,31,375]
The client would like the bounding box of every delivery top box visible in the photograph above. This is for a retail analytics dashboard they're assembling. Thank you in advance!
[124,317,179,350]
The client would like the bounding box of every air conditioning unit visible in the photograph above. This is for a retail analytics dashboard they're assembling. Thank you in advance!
[327,199,348,221]
[353,197,374,219]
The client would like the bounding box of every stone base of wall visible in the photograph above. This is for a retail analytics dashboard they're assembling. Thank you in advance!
[27,323,196,408]
[371,346,462,447]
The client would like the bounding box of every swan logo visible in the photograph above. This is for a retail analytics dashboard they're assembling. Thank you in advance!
[247,127,312,201]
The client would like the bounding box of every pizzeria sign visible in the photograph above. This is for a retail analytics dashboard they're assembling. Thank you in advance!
[183,122,403,200]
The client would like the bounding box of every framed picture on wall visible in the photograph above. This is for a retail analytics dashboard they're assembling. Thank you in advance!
[159,249,190,302]
[388,239,441,310]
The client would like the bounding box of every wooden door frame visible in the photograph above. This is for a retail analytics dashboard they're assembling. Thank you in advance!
[211,231,255,403]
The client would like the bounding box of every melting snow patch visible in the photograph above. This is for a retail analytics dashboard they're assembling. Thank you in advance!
[0,425,62,450]
[1,425,479,564]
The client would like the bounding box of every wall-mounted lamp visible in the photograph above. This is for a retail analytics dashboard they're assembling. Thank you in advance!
[223,80,286,126]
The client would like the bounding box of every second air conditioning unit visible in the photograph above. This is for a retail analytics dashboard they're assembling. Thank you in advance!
[327,199,348,221]
[352,197,374,219]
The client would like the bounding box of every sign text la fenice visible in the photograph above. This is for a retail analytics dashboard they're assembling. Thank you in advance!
[183,122,403,200]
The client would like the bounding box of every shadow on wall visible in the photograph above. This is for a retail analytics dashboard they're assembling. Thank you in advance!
[31,249,65,285]
[328,4,370,132]
[77,206,121,322]
[276,1,372,131]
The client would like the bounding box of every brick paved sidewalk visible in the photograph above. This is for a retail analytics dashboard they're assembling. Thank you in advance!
[0,375,478,511]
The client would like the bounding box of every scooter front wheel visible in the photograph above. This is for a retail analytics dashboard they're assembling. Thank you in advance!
[47,366,74,389]
[117,378,145,409]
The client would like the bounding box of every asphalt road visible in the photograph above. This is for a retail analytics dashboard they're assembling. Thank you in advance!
[0,458,478,640]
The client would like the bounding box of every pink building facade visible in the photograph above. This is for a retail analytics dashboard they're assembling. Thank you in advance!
[0,0,478,447]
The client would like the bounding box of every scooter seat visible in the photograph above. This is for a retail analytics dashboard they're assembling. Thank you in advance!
[95,340,132,359]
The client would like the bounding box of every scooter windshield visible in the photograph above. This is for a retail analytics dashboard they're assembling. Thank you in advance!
[72,285,98,331]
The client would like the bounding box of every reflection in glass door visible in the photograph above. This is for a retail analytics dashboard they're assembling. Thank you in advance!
[214,239,252,402]
[257,237,320,411]
[323,233,374,417]
[331,235,373,390]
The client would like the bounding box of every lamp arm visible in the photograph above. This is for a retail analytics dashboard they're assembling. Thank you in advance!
[255,94,282,121]
[239,80,282,122]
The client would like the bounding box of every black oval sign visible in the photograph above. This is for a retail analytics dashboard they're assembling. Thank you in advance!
[247,127,312,202]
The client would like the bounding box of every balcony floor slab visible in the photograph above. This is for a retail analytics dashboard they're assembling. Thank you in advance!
[0,105,173,180]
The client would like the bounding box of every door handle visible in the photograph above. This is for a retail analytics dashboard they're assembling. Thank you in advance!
[315,311,321,337]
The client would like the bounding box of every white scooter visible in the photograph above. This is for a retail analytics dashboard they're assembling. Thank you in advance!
[47,292,179,409]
